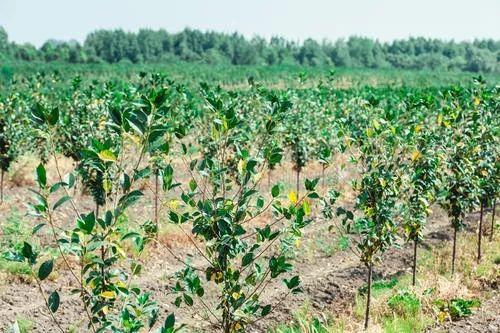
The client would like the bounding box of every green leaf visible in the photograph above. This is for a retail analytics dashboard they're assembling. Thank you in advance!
[32,223,46,234]
[21,242,34,263]
[66,172,76,188]
[36,164,46,188]
[2,251,24,262]
[48,291,60,312]
[53,195,71,211]
[271,184,280,198]
[183,293,193,306]
[284,276,300,290]
[134,167,152,181]
[49,182,67,194]
[38,260,53,280]
[256,197,265,209]
[242,252,254,267]
[121,232,140,241]
[163,313,175,330]
[77,213,96,234]
[118,190,143,210]
[261,304,271,317]
[305,178,319,191]
[189,179,197,191]
[47,107,59,126]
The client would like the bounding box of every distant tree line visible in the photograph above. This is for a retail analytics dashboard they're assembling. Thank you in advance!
[1,26,498,72]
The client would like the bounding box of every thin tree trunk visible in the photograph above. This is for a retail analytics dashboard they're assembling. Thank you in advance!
[477,200,484,263]
[267,169,271,188]
[321,165,325,191]
[412,238,418,286]
[154,172,159,236]
[364,262,373,330]
[95,203,99,219]
[296,168,300,197]
[451,227,457,276]
[0,168,4,204]
[490,198,496,242]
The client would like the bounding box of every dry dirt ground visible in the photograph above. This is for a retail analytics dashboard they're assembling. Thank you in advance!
[0,157,498,332]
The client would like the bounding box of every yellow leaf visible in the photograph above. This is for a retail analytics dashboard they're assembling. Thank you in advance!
[113,243,126,258]
[295,239,301,248]
[437,114,443,126]
[372,119,380,130]
[302,200,311,215]
[481,170,488,176]
[473,97,480,106]
[116,281,126,289]
[232,292,240,300]
[98,120,106,131]
[411,150,421,161]
[100,291,115,299]
[167,200,180,210]
[98,150,117,162]
[237,159,246,174]
[103,178,112,194]
[366,127,374,138]
[415,124,422,133]
[437,311,448,323]
[124,132,141,146]
[288,191,298,204]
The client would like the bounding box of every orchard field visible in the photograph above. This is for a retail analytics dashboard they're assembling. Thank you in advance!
[0,65,498,333]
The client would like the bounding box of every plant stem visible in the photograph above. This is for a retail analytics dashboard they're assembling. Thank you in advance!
[31,269,65,333]
[490,198,496,242]
[412,238,418,286]
[267,168,271,188]
[296,167,300,197]
[95,202,99,219]
[364,262,373,330]
[321,165,325,191]
[477,200,484,263]
[154,171,159,237]
[451,227,457,276]
[0,168,4,203]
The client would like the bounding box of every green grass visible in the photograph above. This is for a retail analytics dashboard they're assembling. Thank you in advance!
[382,316,431,333]
[358,277,399,296]
[10,316,33,333]
[0,209,32,276]
[271,302,344,333]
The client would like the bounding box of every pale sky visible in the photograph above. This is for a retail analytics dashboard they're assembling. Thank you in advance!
[1,0,499,47]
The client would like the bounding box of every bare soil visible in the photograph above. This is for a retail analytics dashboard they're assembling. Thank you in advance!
[0,158,498,332]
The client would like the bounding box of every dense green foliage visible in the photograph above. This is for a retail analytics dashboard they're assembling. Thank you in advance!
[0,67,498,332]
[1,26,499,72]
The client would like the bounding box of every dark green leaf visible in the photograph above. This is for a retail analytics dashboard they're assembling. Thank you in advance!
[38,260,53,280]
[48,291,60,312]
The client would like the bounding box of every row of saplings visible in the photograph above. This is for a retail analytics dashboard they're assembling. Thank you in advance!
[5,85,499,333]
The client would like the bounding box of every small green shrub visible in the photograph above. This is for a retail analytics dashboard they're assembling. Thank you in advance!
[358,277,398,295]
[387,290,421,316]
[0,210,32,276]
[435,298,481,321]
